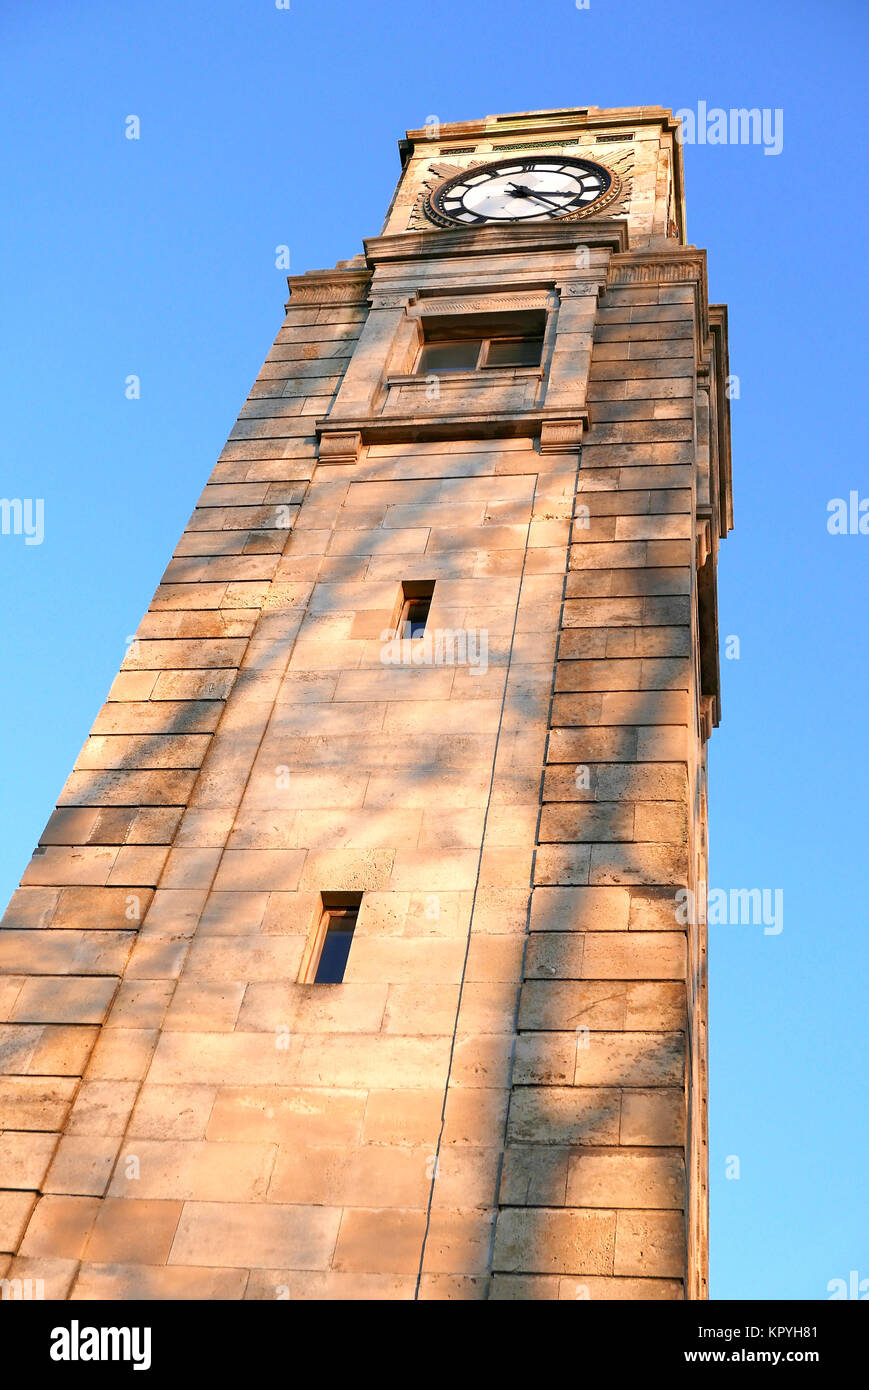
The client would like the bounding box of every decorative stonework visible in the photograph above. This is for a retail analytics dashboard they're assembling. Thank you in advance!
[539,418,585,452]
[696,518,713,570]
[407,144,635,234]
[558,281,602,299]
[608,255,705,285]
[407,162,466,231]
[412,291,552,317]
[286,270,372,307]
[369,293,416,310]
[316,428,362,464]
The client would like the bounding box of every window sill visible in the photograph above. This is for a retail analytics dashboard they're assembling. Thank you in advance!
[386,366,544,386]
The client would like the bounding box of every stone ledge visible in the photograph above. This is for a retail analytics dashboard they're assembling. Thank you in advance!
[316,408,590,460]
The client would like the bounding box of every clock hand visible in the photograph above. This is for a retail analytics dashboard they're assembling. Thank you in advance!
[510,183,577,195]
[506,182,576,210]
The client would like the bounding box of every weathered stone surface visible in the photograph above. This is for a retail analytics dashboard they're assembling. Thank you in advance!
[0,105,731,1302]
[493,1207,616,1275]
[566,1149,685,1208]
[169,1200,342,1270]
[614,1210,686,1277]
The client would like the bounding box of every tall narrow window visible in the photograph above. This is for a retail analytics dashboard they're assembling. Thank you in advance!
[398,579,435,637]
[309,898,360,984]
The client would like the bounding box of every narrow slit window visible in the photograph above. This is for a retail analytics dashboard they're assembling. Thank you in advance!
[312,902,359,984]
[398,579,435,637]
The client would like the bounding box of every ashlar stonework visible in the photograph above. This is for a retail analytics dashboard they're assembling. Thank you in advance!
[0,105,732,1301]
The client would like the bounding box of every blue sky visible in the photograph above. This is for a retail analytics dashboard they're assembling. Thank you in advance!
[1,0,866,1300]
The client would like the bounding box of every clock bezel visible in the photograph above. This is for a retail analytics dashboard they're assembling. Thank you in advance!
[424,154,621,229]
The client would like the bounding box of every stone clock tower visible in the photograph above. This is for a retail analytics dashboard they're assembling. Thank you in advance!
[0,106,732,1301]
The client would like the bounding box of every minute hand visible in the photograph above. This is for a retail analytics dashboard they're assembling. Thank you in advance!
[507,184,575,210]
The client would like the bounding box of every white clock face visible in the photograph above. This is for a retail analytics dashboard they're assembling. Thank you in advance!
[429,156,613,227]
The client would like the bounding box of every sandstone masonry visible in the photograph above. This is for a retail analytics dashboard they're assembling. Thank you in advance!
[0,105,732,1301]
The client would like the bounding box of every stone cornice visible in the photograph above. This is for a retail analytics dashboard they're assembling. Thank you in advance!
[316,406,589,454]
[364,219,628,268]
[403,105,681,146]
[607,247,705,283]
[285,268,372,307]
[410,289,554,317]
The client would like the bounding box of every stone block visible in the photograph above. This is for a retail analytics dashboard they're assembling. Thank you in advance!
[18,1194,101,1260]
[269,1142,430,1207]
[493,1207,615,1275]
[581,932,686,979]
[573,1032,685,1086]
[332,1208,426,1274]
[533,845,591,886]
[9,977,117,1026]
[589,843,689,886]
[530,886,630,933]
[168,1200,342,1270]
[566,1149,685,1209]
[130,1085,217,1141]
[421,1208,496,1274]
[614,1210,685,1277]
[0,1189,37,1252]
[65,1081,140,1137]
[108,1139,274,1202]
[620,1088,685,1145]
[507,1087,620,1146]
[42,1136,119,1196]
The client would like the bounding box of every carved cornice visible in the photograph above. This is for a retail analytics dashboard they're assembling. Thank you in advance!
[410,290,554,317]
[608,252,705,286]
[286,269,372,307]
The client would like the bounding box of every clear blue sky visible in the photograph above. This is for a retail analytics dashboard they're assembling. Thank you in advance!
[1,0,866,1300]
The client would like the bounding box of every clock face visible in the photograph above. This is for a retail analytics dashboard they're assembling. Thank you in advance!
[427,156,615,228]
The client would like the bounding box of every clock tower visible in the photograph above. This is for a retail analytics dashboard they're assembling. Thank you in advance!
[0,106,732,1300]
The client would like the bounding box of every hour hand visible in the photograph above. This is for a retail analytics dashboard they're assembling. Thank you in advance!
[507,182,570,210]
